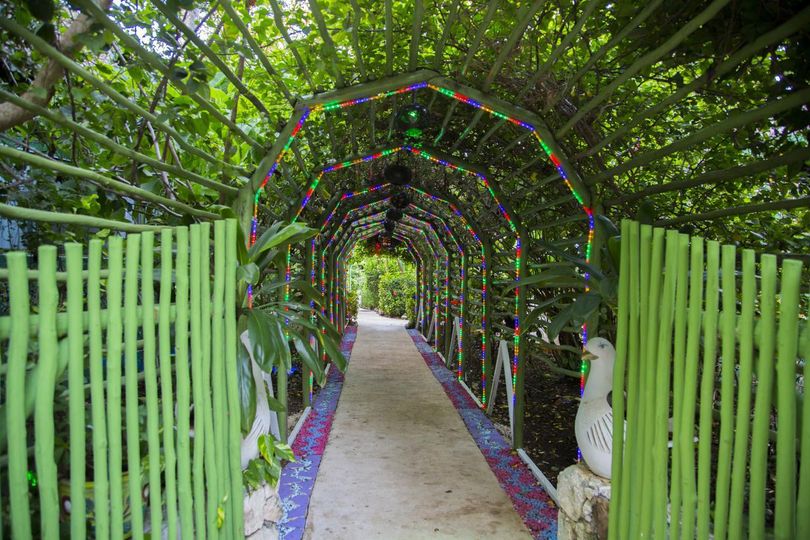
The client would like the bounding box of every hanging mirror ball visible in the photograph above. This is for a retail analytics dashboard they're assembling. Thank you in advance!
[391,191,410,209]
[384,163,412,185]
[386,208,403,222]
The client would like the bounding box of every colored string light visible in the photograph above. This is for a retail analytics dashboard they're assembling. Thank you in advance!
[250,80,594,422]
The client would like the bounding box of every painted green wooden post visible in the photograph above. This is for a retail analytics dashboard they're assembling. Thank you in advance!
[106,236,125,539]
[65,243,87,540]
[141,231,164,537]
[608,219,632,539]
[713,244,737,540]
[728,250,757,539]
[651,230,678,537]
[748,254,776,538]
[211,221,229,530]
[461,253,469,378]
[199,222,220,538]
[798,299,810,539]
[626,223,650,539]
[277,238,291,443]
[679,235,705,540]
[669,231,690,540]
[189,225,207,538]
[696,241,720,540]
[89,239,111,539]
[774,259,802,540]
[174,226,195,537]
[159,229,179,540]
[123,234,143,539]
[482,239,493,405]
[638,227,664,538]
[224,219,245,539]
[34,245,59,537]
[6,252,31,540]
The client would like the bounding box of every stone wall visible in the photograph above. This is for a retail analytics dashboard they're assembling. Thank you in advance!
[243,483,283,539]
[557,463,611,540]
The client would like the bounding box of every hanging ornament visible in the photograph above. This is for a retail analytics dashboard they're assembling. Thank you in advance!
[391,190,411,209]
[386,208,403,222]
[384,219,396,233]
[395,103,429,139]
[384,163,412,186]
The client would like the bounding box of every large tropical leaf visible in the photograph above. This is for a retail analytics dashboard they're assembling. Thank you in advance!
[291,329,325,385]
[319,331,348,372]
[248,221,316,259]
[237,338,256,435]
[246,309,290,371]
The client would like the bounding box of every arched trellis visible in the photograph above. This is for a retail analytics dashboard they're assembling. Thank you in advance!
[246,74,597,449]
[314,182,495,401]
[290,143,536,418]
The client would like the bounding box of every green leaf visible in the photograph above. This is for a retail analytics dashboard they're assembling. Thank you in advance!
[248,221,316,260]
[258,434,273,463]
[237,339,257,435]
[273,441,295,462]
[266,395,286,413]
[237,262,259,284]
[247,309,288,372]
[319,331,347,373]
[291,330,325,385]
[270,320,292,370]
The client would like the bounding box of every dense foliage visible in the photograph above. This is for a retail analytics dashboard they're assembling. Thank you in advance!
[349,242,416,319]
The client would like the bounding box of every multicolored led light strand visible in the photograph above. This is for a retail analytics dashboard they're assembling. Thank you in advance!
[249,79,596,415]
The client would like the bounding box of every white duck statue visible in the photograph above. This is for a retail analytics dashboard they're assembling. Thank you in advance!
[575,337,617,479]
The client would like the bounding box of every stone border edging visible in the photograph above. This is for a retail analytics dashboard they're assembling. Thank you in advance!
[277,326,358,540]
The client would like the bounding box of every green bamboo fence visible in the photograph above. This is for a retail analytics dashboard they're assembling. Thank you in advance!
[609,219,808,539]
[0,219,242,538]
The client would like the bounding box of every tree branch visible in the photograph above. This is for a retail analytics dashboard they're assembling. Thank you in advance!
[0,0,113,132]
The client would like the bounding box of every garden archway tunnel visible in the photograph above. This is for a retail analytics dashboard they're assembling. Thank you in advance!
[0,1,808,538]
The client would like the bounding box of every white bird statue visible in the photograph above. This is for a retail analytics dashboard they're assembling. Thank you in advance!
[575,337,618,479]
[240,331,281,469]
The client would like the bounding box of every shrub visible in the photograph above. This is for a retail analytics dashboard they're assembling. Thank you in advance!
[346,289,358,321]
[378,273,415,318]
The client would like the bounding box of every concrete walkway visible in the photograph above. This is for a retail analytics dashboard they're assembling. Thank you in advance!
[305,310,532,539]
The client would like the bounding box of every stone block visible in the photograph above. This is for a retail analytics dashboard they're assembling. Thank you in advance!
[557,463,611,540]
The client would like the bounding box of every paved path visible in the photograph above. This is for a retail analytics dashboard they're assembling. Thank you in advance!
[305,310,532,539]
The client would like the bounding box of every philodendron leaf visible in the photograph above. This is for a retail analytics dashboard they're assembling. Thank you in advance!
[237,339,256,435]
[247,309,272,370]
[548,303,576,341]
[258,434,273,464]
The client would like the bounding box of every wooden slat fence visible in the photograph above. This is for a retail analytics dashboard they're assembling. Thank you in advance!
[610,219,808,539]
[0,219,242,539]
